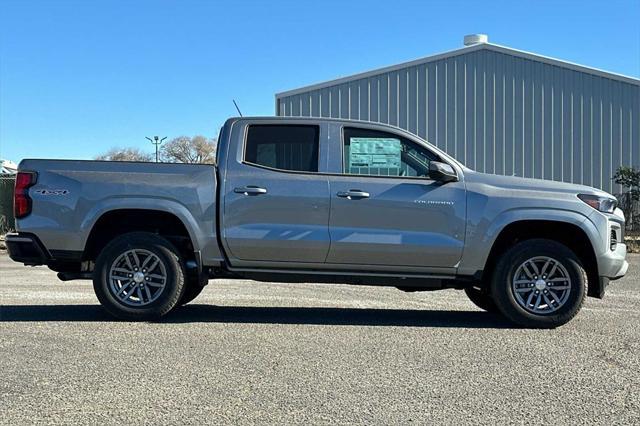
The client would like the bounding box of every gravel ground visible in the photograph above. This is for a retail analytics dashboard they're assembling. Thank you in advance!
[1,253,639,425]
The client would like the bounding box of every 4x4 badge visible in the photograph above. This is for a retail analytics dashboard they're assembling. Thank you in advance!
[34,189,69,196]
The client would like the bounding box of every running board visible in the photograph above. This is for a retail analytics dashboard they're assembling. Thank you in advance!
[226,267,465,289]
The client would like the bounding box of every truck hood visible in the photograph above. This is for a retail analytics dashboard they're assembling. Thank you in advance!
[462,170,613,198]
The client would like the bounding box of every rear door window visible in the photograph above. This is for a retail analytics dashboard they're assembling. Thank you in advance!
[245,125,319,173]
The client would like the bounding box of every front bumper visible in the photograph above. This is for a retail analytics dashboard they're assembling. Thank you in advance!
[598,241,628,279]
[5,232,49,265]
[593,242,628,298]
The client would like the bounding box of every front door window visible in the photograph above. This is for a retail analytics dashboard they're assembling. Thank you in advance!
[343,127,437,178]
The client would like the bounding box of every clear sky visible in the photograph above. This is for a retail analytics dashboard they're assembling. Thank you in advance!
[1,0,639,162]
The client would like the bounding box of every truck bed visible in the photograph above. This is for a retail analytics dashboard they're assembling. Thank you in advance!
[16,159,221,265]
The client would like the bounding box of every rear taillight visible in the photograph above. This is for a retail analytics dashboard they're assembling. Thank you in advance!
[14,171,37,218]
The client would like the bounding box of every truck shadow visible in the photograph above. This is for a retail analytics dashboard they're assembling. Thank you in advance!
[0,304,516,328]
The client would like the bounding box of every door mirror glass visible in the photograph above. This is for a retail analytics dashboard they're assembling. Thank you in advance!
[428,161,458,183]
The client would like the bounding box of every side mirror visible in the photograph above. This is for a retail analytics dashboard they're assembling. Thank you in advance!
[428,161,458,183]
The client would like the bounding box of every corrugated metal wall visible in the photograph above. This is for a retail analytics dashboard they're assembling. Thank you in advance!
[276,49,640,194]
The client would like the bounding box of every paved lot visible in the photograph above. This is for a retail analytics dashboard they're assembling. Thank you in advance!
[1,253,639,425]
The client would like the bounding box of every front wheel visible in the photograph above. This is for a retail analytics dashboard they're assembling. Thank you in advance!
[93,232,186,321]
[490,239,586,328]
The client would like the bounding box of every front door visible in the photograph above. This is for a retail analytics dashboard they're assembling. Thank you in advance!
[222,123,331,264]
[326,127,466,269]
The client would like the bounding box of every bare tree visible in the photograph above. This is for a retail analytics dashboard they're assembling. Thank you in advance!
[95,147,153,162]
[161,136,217,164]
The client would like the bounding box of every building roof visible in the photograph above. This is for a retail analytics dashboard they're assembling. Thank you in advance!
[275,42,640,99]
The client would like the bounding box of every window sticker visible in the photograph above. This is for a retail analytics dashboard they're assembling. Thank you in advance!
[349,137,401,169]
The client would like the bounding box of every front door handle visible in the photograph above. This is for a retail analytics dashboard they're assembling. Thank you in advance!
[337,190,370,199]
[234,186,267,195]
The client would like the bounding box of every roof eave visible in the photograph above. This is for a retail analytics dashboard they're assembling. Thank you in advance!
[275,43,486,98]
[275,42,640,99]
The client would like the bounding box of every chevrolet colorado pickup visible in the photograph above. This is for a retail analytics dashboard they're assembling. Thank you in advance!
[6,117,628,327]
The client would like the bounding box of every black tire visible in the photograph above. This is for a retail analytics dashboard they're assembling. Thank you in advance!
[179,275,208,306]
[93,232,186,321]
[490,239,586,329]
[464,286,499,313]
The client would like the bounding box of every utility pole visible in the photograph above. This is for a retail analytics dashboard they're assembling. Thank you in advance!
[146,136,167,162]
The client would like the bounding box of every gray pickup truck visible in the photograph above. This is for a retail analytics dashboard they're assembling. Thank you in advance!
[7,117,628,327]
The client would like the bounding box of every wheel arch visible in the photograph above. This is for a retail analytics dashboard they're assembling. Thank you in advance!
[481,218,600,298]
[83,207,198,263]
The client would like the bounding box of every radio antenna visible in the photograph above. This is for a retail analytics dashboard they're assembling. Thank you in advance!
[232,99,243,117]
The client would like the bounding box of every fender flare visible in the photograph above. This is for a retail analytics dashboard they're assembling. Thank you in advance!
[458,207,601,276]
[79,197,203,254]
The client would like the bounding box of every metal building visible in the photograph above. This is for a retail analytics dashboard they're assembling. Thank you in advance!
[275,35,640,193]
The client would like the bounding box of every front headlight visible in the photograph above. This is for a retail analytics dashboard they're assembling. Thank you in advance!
[578,194,617,213]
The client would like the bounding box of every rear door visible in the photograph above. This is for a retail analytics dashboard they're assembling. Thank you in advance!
[326,125,466,270]
[221,121,331,265]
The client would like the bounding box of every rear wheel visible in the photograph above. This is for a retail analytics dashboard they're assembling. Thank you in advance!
[490,239,586,328]
[93,232,186,321]
[464,286,498,313]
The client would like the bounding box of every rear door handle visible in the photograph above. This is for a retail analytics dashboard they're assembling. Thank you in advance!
[234,186,267,195]
[337,190,370,199]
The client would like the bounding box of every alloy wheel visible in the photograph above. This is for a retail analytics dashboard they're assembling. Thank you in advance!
[511,256,572,315]
[108,249,167,307]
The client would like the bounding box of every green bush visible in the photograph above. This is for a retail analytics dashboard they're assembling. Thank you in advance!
[613,166,640,232]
